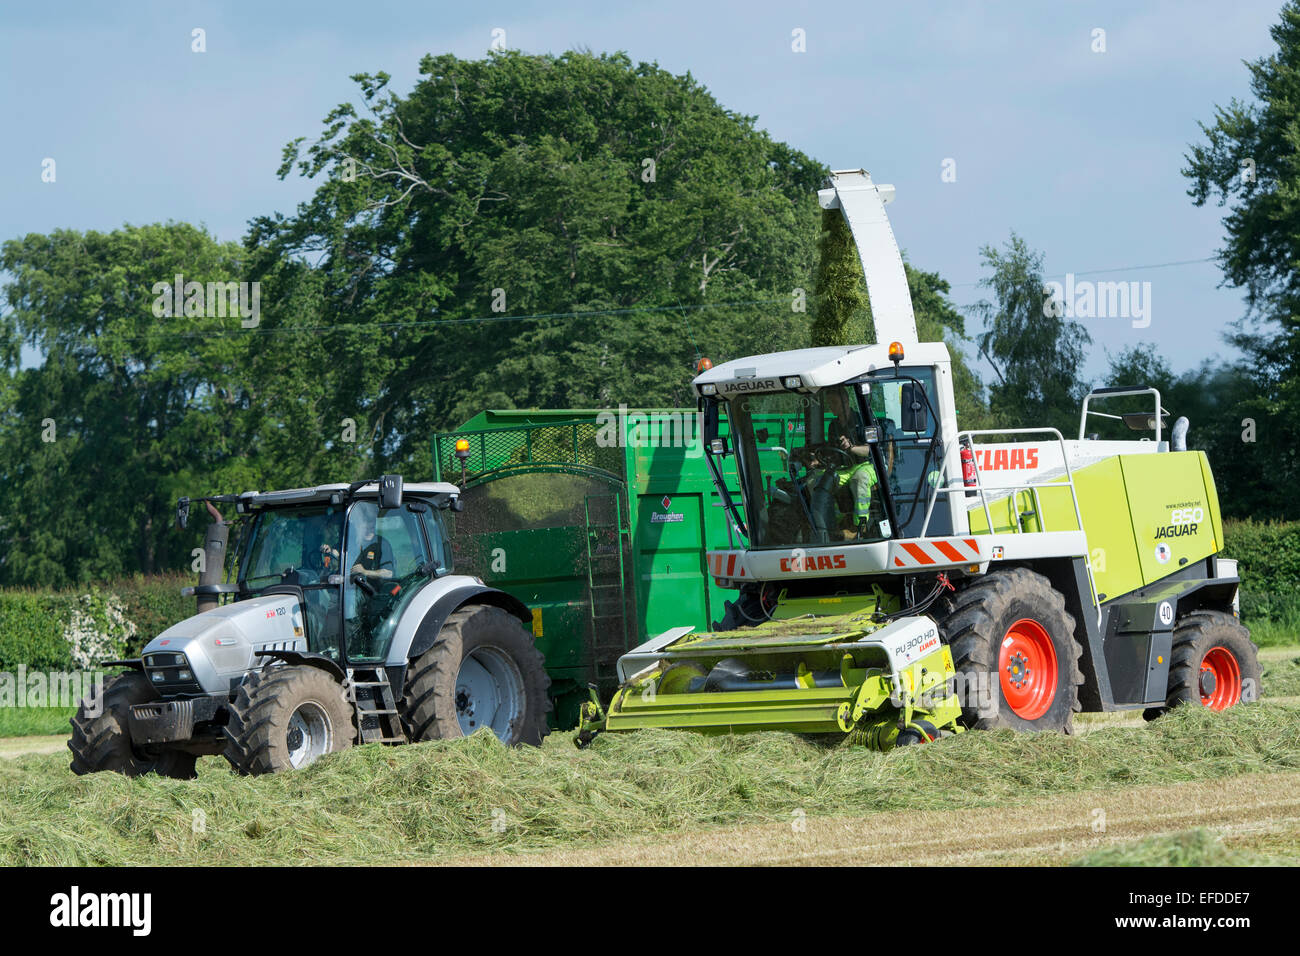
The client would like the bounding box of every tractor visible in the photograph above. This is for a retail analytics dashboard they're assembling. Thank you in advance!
[576,170,1259,748]
[69,475,551,776]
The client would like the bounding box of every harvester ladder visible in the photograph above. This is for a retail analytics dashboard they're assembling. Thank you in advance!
[347,668,408,745]
[584,492,630,679]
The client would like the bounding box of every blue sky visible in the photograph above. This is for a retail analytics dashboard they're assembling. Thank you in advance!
[0,0,1286,380]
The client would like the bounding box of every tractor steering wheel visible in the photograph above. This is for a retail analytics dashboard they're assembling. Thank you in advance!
[807,443,856,469]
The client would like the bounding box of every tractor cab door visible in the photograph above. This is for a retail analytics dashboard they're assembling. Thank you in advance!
[239,504,346,657]
[342,500,433,663]
[865,368,953,538]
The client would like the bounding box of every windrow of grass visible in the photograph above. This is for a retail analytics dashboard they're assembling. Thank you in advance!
[0,701,1297,866]
[1071,827,1299,866]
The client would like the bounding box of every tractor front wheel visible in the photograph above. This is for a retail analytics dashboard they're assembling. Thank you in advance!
[401,605,551,746]
[223,665,356,775]
[940,567,1083,733]
[68,671,197,778]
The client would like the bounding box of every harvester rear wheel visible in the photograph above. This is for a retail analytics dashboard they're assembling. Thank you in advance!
[1162,610,1260,713]
[401,605,551,746]
[940,567,1083,733]
[68,671,198,778]
[223,665,356,775]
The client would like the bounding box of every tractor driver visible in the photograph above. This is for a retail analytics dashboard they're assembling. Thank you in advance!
[305,510,344,578]
[348,507,393,583]
[343,503,394,658]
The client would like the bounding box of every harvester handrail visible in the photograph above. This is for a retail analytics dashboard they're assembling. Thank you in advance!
[1078,386,1164,444]
[920,426,1101,625]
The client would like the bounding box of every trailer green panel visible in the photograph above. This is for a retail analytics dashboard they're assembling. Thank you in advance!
[432,408,743,727]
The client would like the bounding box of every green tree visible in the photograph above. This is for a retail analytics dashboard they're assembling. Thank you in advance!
[254,50,827,471]
[0,224,261,586]
[973,233,1091,433]
[1183,1,1300,518]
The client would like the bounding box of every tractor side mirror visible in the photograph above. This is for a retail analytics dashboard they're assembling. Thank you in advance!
[176,498,191,530]
[378,474,403,510]
[900,383,929,434]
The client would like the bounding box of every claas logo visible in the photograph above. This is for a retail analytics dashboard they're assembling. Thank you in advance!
[780,553,848,572]
[974,447,1040,471]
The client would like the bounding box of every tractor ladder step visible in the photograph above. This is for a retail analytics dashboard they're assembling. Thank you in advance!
[347,669,408,745]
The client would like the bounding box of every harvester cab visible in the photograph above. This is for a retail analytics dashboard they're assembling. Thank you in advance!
[71,476,552,777]
[576,170,1258,749]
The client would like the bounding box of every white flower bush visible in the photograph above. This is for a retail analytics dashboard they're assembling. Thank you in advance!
[63,588,137,670]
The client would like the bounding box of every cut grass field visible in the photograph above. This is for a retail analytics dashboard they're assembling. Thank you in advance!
[0,644,1294,866]
[1,696,1298,866]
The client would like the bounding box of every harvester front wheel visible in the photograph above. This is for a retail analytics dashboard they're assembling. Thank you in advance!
[1162,610,1260,713]
[941,567,1083,733]
[223,665,356,774]
[68,671,197,778]
[401,605,551,746]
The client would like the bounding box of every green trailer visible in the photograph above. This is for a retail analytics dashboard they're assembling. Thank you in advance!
[431,408,739,727]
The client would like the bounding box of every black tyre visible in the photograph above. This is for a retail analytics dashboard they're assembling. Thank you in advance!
[1163,609,1260,712]
[68,671,197,778]
[940,567,1083,733]
[402,604,551,746]
[224,665,356,775]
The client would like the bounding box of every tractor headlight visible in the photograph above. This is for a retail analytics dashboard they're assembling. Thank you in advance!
[700,384,717,396]
[143,651,201,691]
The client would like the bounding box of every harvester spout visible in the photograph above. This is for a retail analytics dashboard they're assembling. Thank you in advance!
[817,169,918,345]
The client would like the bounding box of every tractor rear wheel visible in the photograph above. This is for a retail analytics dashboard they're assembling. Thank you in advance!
[401,605,551,746]
[68,671,197,778]
[940,567,1083,733]
[1162,610,1260,713]
[223,665,356,775]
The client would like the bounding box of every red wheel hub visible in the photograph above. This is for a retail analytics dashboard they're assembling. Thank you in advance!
[1199,647,1241,710]
[998,618,1058,720]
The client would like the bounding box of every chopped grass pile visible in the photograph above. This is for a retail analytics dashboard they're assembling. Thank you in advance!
[1,701,1297,866]
[1071,827,1291,866]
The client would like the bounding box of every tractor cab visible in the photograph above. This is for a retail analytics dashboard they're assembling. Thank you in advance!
[697,340,962,550]
[186,478,460,668]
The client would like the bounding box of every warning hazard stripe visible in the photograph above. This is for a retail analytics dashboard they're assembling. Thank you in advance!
[891,537,982,568]
[708,551,748,579]
[933,541,966,563]
[901,542,935,565]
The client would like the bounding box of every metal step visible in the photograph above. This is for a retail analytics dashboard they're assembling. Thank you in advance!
[347,668,409,745]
